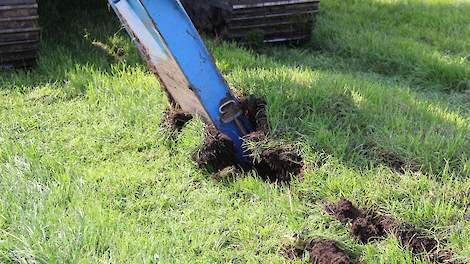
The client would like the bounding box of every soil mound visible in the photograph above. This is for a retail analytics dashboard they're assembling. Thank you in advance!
[325,198,364,224]
[396,225,438,254]
[251,145,304,183]
[326,199,461,263]
[326,199,393,242]
[193,96,304,183]
[192,126,238,172]
[281,236,354,263]
[308,239,352,264]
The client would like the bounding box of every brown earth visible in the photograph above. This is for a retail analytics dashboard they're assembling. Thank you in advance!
[250,144,304,183]
[193,96,304,183]
[308,239,352,264]
[192,126,238,172]
[361,143,421,174]
[281,236,354,264]
[326,199,462,263]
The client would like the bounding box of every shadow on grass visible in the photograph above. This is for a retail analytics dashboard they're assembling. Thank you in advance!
[0,1,142,97]
[1,1,467,178]
[305,0,470,92]
[221,46,469,177]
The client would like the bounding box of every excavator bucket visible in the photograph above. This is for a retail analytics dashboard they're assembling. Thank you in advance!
[108,0,253,163]
[181,0,320,44]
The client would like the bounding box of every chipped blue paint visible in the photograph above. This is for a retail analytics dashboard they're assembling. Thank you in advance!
[109,0,253,163]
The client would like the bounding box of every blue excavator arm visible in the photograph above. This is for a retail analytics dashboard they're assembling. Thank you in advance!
[108,0,253,163]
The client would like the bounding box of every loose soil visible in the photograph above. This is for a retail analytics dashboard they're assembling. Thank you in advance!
[326,199,460,263]
[193,96,304,183]
[192,126,238,172]
[250,144,304,183]
[281,236,354,264]
[308,239,352,264]
[163,108,193,132]
[325,198,388,243]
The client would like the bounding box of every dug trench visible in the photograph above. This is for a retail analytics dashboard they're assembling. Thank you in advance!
[166,96,305,183]
[325,198,463,263]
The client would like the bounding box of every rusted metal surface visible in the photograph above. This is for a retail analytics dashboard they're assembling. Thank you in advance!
[181,0,320,44]
[0,0,40,69]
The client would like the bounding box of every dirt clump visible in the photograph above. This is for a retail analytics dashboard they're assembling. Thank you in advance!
[326,199,462,263]
[326,199,399,242]
[192,126,238,172]
[193,96,304,183]
[249,144,304,183]
[396,227,464,263]
[374,148,418,174]
[281,235,354,263]
[325,198,364,224]
[397,226,437,254]
[163,108,193,132]
[243,130,267,142]
[308,239,352,264]
[350,215,388,243]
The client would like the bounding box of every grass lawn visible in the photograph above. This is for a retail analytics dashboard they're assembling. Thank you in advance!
[1,0,469,263]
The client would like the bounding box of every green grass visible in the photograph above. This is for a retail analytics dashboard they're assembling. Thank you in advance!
[1,0,469,263]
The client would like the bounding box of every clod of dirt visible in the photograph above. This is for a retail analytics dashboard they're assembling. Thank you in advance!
[308,239,352,264]
[326,199,461,264]
[195,128,304,183]
[251,145,304,183]
[281,235,354,263]
[193,96,304,183]
[429,250,464,264]
[396,225,438,254]
[395,227,464,263]
[325,198,364,224]
[350,215,387,243]
[243,130,267,142]
[192,126,238,172]
[239,96,269,133]
[326,199,393,243]
[163,108,193,132]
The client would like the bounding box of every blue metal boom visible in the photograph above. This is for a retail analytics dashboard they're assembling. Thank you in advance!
[108,0,254,163]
